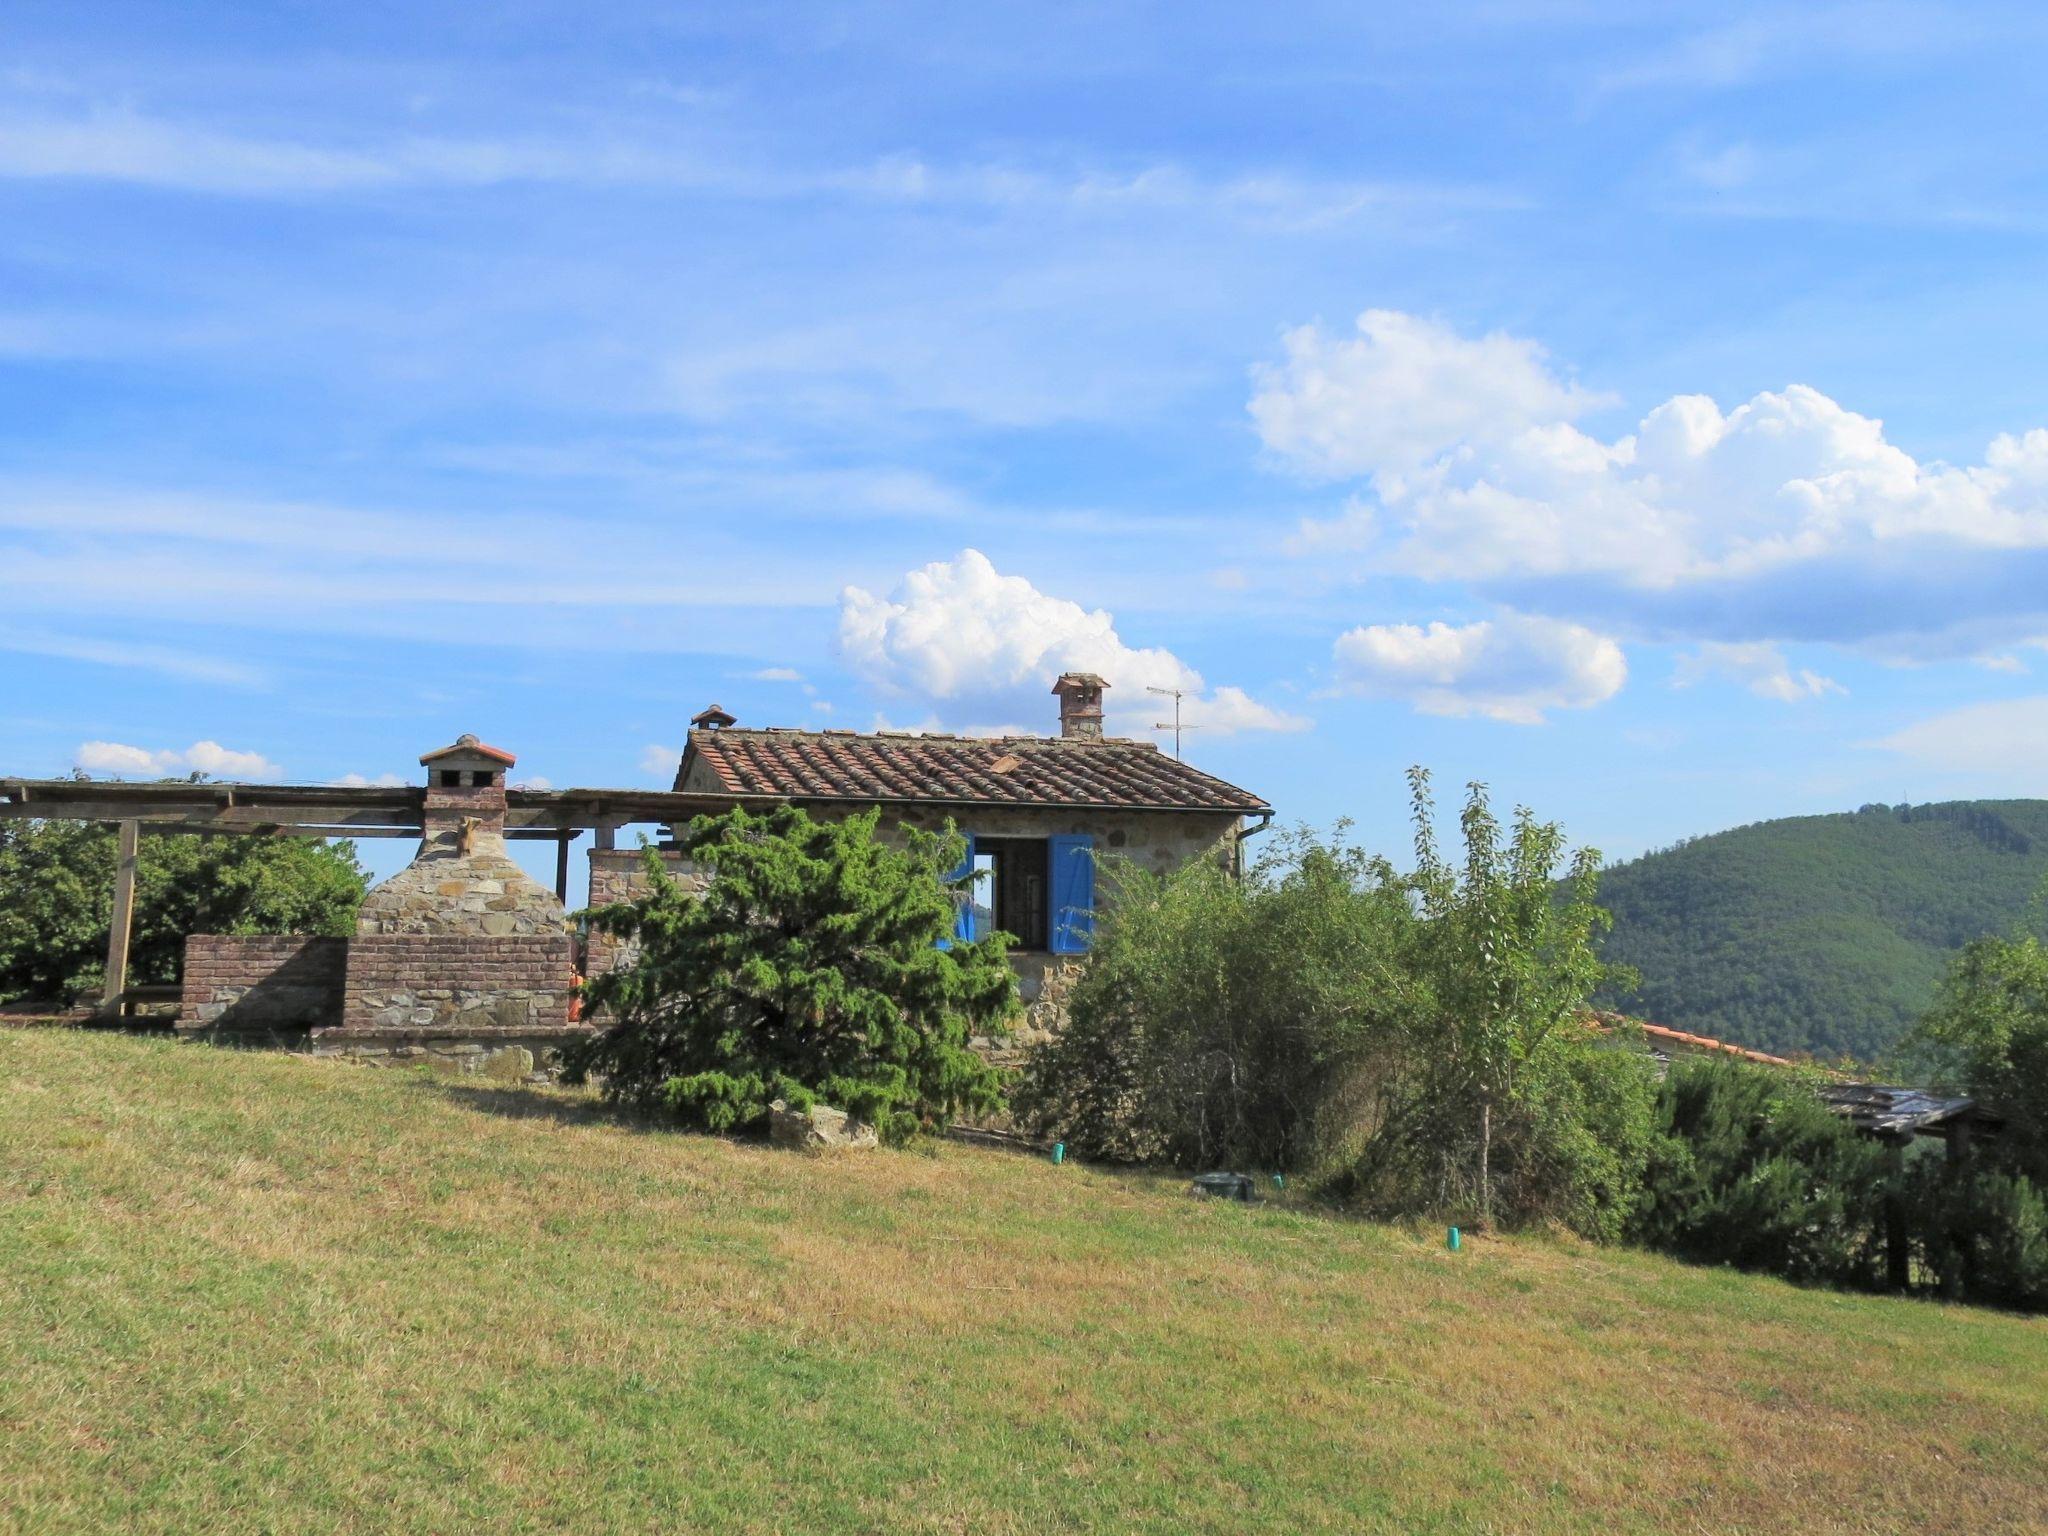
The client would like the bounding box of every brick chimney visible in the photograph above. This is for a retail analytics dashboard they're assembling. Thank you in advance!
[1051,673,1107,741]
[417,733,515,849]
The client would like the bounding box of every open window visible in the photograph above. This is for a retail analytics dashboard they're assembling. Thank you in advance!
[945,834,1094,954]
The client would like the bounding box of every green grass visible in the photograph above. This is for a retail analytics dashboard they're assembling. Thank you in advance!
[3,1031,2045,1534]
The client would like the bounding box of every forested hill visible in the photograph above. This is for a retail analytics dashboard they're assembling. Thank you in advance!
[1594,799,2048,1063]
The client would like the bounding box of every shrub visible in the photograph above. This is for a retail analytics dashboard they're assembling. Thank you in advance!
[1016,779,1655,1239]
[1011,827,1415,1169]
[1631,1058,1891,1288]
[563,805,1015,1144]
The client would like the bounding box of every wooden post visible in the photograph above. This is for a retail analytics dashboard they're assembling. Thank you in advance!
[1884,1138,1911,1292]
[102,818,140,1012]
[555,833,572,903]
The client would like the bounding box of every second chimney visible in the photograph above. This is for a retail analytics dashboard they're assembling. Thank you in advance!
[1052,672,1108,740]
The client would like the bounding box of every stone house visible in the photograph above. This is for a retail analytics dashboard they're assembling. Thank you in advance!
[590,673,1272,1057]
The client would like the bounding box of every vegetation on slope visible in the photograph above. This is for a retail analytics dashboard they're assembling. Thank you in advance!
[1596,799,2048,1060]
[5,1030,2045,1535]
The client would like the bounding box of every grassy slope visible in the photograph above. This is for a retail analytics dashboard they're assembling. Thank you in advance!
[3,1033,2045,1536]
[1597,799,2048,1060]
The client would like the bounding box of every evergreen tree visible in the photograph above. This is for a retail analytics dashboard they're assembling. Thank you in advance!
[566,805,1015,1144]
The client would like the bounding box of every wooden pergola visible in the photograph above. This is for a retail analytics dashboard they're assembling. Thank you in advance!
[0,778,763,1011]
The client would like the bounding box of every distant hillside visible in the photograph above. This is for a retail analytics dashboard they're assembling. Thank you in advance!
[1595,799,2048,1063]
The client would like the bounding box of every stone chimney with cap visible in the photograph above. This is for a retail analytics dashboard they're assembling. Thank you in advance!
[354,733,566,937]
[1051,673,1108,741]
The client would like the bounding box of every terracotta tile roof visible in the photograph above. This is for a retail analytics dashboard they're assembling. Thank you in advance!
[676,727,1269,813]
[1592,1011,1792,1067]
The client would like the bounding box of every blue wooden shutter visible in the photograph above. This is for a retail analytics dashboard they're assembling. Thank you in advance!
[1048,834,1095,954]
[939,835,976,948]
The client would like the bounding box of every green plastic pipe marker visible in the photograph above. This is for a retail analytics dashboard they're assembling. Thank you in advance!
[1447,1226,1461,1251]
[1051,1142,1066,1165]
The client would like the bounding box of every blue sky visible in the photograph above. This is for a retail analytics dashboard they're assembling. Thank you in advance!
[7,1,2048,887]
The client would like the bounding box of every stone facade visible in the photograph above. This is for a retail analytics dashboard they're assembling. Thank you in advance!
[179,934,348,1038]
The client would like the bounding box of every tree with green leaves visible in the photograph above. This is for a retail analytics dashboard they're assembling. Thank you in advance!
[1395,769,1643,1229]
[565,805,1015,1144]
[1019,775,1652,1238]
[0,820,367,1003]
[1909,921,2048,1185]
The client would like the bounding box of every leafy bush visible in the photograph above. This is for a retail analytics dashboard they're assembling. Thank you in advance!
[564,805,1015,1144]
[0,819,367,1002]
[1631,1058,1891,1287]
[1011,827,1415,1170]
[1016,776,1656,1238]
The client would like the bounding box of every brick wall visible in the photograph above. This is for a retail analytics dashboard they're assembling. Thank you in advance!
[337,933,577,1035]
[178,935,348,1034]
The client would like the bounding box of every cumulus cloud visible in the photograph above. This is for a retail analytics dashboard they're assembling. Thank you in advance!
[639,744,681,778]
[75,739,283,780]
[839,549,1309,737]
[1254,311,2048,658]
[746,667,805,682]
[1330,613,1627,725]
[1673,642,1845,703]
[1870,695,2048,775]
[332,770,407,788]
[1251,309,1610,483]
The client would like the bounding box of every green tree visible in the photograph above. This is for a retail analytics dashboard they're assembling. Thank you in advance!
[1399,770,1643,1230]
[1018,781,1654,1239]
[1909,923,2048,1184]
[565,805,1015,1144]
[1631,1058,1891,1288]
[1013,825,1417,1169]
[0,819,367,1002]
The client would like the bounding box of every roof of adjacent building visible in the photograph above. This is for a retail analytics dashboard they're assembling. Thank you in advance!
[674,727,1269,813]
[1631,1018,1793,1068]
[1815,1082,1993,1137]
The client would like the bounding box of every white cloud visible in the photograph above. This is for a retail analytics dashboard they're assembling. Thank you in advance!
[512,776,553,791]
[639,744,680,778]
[1250,309,1610,483]
[332,771,407,788]
[75,739,284,780]
[1673,642,1845,703]
[1331,613,1627,725]
[0,628,265,687]
[838,549,1307,737]
[1254,311,2048,658]
[746,667,805,683]
[1870,695,2048,774]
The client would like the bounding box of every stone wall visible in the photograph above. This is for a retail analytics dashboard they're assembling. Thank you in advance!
[354,837,566,937]
[178,935,348,1037]
[585,846,708,978]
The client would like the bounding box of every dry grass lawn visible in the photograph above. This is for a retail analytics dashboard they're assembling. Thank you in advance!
[2,1028,2045,1534]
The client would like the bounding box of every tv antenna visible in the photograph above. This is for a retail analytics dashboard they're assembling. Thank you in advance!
[1147,685,1202,760]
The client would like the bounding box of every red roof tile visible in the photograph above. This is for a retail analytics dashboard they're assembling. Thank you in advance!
[676,728,1268,813]
[1592,1012,1792,1067]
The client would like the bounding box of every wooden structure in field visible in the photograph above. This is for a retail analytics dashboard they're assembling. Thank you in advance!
[0,768,774,1012]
